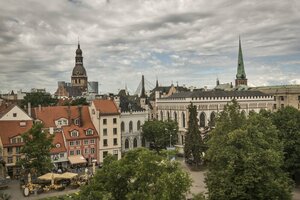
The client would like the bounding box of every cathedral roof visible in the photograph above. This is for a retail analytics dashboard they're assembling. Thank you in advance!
[72,43,87,76]
[72,64,87,76]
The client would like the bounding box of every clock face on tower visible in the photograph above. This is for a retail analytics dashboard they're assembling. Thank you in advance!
[76,71,80,75]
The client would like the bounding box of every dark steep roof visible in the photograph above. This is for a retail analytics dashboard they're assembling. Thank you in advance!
[119,95,145,112]
[164,90,271,99]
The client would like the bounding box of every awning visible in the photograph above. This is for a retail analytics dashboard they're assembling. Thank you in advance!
[68,155,87,165]
[58,172,78,179]
[38,173,60,181]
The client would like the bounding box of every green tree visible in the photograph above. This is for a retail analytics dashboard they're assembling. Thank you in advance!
[184,103,205,167]
[78,148,191,200]
[18,123,54,176]
[63,97,89,106]
[272,106,300,181]
[206,102,292,200]
[142,120,178,152]
[21,92,58,108]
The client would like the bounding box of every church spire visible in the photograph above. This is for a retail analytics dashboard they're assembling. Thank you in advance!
[140,75,146,98]
[235,37,247,87]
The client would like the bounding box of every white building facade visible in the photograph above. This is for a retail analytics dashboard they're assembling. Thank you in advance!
[156,90,274,145]
[120,110,148,152]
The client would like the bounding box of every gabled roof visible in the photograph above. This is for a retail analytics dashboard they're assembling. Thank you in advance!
[51,131,67,154]
[92,99,119,115]
[63,123,97,140]
[0,104,32,121]
[0,120,33,147]
[33,106,98,140]
[0,104,15,118]
[119,95,145,112]
[33,106,81,127]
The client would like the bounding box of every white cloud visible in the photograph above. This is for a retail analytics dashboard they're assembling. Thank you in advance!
[0,0,299,94]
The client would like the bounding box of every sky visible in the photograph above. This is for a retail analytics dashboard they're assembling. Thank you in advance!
[1,0,300,95]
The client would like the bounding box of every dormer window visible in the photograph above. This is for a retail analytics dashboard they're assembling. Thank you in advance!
[86,129,93,136]
[71,130,79,137]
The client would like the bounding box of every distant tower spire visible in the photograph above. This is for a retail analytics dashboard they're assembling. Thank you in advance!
[216,78,220,86]
[140,75,146,98]
[156,76,159,88]
[235,36,247,87]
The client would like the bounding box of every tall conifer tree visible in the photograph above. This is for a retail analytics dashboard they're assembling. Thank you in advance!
[184,103,204,167]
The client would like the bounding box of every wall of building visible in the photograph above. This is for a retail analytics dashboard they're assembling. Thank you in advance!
[0,106,32,121]
[157,95,274,145]
[120,111,148,152]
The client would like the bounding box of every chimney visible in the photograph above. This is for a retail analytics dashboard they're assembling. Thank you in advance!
[27,102,31,117]
[78,105,82,127]
[67,105,71,125]
[38,104,42,112]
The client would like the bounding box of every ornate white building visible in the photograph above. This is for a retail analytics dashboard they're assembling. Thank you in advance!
[156,90,274,144]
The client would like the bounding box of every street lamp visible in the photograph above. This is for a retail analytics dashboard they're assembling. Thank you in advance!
[165,128,176,148]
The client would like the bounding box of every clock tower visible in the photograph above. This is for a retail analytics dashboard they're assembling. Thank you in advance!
[71,42,88,92]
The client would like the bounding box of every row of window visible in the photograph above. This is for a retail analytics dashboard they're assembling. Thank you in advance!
[10,137,23,144]
[69,148,95,156]
[70,129,94,137]
[103,118,118,125]
[7,156,21,164]
[7,147,21,154]
[69,139,95,146]
[103,138,118,147]
[103,128,118,136]
[120,120,141,133]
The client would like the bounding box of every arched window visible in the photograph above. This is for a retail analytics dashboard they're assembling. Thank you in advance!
[137,120,141,131]
[174,112,177,122]
[160,111,163,121]
[125,139,129,149]
[167,111,170,121]
[182,112,186,128]
[210,112,216,127]
[142,137,146,147]
[200,112,206,128]
[133,138,138,148]
[129,121,133,132]
[121,121,125,133]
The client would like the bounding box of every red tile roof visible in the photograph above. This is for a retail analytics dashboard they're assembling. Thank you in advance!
[93,99,119,115]
[33,106,81,127]
[33,106,98,140]
[51,131,67,154]
[0,120,33,147]
[63,106,98,140]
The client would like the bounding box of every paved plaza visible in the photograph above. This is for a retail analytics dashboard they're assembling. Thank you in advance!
[1,160,300,200]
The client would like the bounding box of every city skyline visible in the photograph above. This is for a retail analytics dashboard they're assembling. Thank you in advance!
[1,0,300,94]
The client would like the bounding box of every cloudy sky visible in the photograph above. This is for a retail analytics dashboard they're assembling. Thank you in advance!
[1,0,300,94]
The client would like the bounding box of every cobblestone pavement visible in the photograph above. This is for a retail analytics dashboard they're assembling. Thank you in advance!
[178,158,300,200]
[2,180,79,200]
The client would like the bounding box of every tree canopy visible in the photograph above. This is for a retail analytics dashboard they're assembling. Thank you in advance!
[205,101,292,200]
[272,106,300,181]
[63,97,89,106]
[77,148,191,200]
[184,103,205,167]
[142,120,178,152]
[21,92,58,108]
[18,123,54,176]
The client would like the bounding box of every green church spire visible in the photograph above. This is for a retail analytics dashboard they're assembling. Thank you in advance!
[236,37,246,79]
